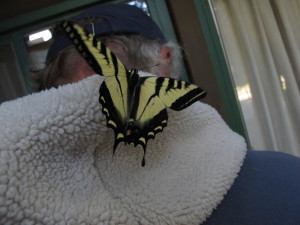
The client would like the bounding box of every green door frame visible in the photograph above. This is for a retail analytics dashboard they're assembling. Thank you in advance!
[194,0,249,143]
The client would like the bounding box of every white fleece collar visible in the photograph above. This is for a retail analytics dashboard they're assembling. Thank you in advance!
[0,74,246,225]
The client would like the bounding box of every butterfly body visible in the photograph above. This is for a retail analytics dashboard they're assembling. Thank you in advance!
[61,21,206,166]
[99,69,169,150]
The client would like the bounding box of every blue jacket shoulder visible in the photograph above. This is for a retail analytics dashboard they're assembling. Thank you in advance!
[203,150,300,225]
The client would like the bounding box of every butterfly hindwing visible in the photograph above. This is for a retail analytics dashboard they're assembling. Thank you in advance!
[99,75,128,151]
[130,78,169,148]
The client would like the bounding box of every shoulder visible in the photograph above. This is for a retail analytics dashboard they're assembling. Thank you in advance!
[203,150,300,225]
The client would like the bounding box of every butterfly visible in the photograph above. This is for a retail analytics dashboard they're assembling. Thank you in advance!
[61,21,206,166]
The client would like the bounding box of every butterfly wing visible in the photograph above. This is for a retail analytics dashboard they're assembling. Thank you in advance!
[129,77,168,148]
[142,76,207,111]
[99,75,129,152]
[133,76,206,135]
[62,20,131,150]
[123,76,206,164]
[61,20,127,77]
[62,21,207,166]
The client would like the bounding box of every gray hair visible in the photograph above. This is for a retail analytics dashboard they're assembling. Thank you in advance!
[101,34,182,78]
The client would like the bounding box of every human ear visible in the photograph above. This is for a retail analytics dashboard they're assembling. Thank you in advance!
[159,47,171,77]
[160,46,171,60]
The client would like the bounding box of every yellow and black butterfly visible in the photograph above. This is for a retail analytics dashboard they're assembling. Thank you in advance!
[61,21,206,166]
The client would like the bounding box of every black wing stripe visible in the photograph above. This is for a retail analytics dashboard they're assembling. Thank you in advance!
[166,79,174,92]
[170,88,206,110]
[110,52,119,75]
[155,77,164,95]
[114,76,127,117]
[92,37,98,48]
[129,82,141,120]
[136,93,157,121]
[177,80,182,89]
[184,81,189,88]
[100,43,109,64]
[61,21,103,75]
[99,42,119,76]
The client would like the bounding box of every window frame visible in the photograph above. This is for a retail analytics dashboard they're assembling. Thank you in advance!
[194,0,249,143]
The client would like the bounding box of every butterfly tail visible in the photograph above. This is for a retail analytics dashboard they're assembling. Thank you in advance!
[135,141,146,167]
[113,138,123,155]
[142,152,146,167]
[133,108,168,167]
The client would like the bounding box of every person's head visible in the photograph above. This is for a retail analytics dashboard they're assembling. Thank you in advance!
[36,3,182,91]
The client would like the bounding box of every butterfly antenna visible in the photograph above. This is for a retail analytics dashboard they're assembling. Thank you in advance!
[90,22,95,35]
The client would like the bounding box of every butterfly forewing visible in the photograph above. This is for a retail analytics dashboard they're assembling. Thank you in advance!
[143,77,206,111]
[61,21,127,77]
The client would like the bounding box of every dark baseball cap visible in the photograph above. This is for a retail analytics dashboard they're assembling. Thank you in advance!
[46,3,167,61]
